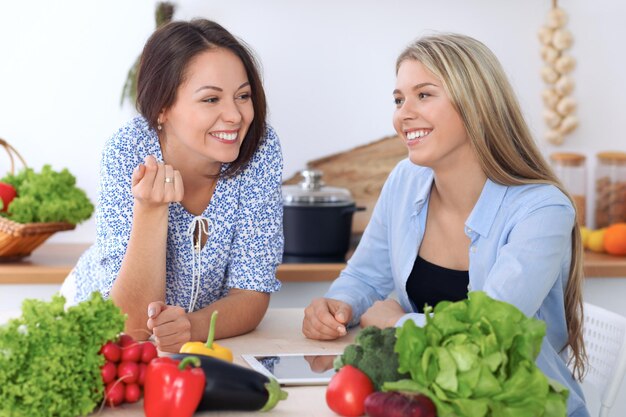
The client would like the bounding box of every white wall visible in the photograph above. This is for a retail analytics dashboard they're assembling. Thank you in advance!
[2,0,625,243]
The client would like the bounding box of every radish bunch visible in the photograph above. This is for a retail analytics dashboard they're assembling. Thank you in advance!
[99,334,158,406]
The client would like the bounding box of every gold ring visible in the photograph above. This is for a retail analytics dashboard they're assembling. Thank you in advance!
[164,177,174,184]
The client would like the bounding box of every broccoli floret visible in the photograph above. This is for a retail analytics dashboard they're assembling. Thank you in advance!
[334,326,408,390]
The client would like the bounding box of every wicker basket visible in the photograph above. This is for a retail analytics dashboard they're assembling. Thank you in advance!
[0,138,75,261]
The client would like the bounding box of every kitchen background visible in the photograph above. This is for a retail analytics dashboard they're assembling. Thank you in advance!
[2,0,626,241]
[1,1,626,415]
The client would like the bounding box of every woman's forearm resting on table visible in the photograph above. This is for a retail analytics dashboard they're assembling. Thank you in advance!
[143,288,270,352]
[110,204,169,340]
[189,288,270,342]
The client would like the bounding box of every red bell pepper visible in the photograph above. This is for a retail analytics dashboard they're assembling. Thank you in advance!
[144,356,206,417]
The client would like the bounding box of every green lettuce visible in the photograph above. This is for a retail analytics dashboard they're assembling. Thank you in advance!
[0,164,94,224]
[385,291,568,417]
[0,292,126,417]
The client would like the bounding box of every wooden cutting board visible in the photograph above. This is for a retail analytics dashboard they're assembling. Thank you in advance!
[283,135,407,233]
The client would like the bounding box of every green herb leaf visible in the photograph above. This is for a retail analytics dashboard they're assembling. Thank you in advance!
[0,292,126,417]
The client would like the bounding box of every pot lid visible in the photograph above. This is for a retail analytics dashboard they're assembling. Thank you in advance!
[282,169,354,206]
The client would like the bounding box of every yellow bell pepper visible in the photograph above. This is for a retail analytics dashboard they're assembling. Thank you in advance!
[179,310,233,362]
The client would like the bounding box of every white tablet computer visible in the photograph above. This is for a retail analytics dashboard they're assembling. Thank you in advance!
[242,353,342,386]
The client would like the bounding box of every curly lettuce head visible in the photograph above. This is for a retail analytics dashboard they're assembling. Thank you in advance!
[0,292,125,417]
[0,165,94,224]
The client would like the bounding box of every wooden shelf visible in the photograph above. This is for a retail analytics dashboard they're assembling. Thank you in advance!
[0,244,348,284]
[579,251,626,277]
[1,243,625,284]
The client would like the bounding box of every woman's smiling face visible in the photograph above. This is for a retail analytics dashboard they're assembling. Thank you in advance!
[393,59,471,170]
[160,47,254,167]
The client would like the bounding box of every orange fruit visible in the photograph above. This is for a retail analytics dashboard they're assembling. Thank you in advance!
[604,223,626,256]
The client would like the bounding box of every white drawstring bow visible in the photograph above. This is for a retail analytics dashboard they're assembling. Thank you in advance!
[186,215,214,313]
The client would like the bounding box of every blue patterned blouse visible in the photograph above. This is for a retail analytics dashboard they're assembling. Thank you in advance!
[71,116,284,311]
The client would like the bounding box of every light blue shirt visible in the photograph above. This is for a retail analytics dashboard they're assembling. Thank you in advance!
[325,159,588,417]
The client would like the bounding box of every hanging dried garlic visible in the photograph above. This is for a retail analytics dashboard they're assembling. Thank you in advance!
[539,2,578,145]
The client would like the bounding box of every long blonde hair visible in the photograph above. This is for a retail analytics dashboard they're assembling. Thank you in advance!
[397,33,586,380]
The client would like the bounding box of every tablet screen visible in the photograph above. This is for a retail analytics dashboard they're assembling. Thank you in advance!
[242,353,340,385]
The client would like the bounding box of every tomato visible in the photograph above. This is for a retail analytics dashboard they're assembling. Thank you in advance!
[0,182,17,212]
[326,365,374,417]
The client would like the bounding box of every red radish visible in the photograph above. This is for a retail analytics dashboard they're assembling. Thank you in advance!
[118,334,134,347]
[104,381,125,407]
[117,361,139,384]
[121,342,143,362]
[364,391,436,417]
[141,341,158,363]
[137,363,147,386]
[101,361,117,384]
[124,383,142,403]
[100,341,122,363]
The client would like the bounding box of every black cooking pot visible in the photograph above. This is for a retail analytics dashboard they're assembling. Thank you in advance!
[282,169,365,263]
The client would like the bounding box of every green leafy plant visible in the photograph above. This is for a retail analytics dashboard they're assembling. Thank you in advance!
[385,291,569,417]
[0,292,126,417]
[0,165,94,224]
[120,2,176,107]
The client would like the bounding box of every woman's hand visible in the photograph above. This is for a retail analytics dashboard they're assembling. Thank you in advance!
[302,297,352,340]
[360,299,405,329]
[132,155,184,208]
[146,301,192,353]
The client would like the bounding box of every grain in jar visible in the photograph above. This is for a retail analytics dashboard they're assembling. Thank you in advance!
[550,152,586,226]
[595,151,626,228]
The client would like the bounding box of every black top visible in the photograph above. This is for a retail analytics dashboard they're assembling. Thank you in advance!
[406,255,470,313]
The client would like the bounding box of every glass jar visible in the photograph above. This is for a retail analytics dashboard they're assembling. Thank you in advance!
[594,151,626,228]
[550,153,587,226]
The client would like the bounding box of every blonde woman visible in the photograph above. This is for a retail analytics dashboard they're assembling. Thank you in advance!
[303,34,588,416]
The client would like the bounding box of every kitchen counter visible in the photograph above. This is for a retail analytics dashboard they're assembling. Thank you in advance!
[1,243,626,284]
[0,308,354,417]
[0,243,347,284]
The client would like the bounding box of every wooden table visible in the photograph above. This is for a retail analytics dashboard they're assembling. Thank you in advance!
[0,308,354,417]
[1,243,626,285]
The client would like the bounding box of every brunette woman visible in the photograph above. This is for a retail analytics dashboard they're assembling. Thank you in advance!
[62,19,283,352]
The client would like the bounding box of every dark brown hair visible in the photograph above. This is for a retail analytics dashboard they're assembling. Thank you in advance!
[136,19,267,177]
